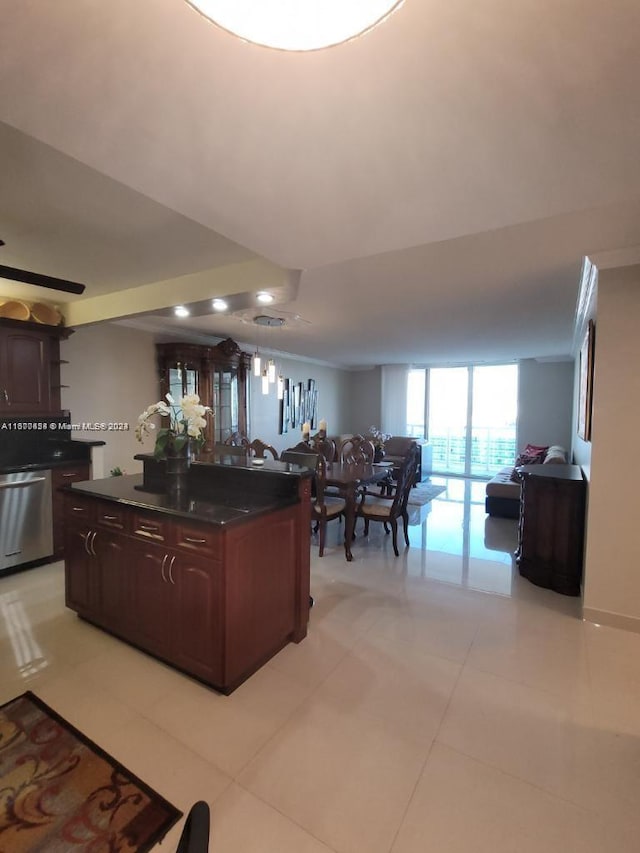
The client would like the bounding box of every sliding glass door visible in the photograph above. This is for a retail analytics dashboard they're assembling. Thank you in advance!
[408,364,518,477]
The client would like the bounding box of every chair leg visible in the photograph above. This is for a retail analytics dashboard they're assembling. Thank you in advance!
[402,511,410,547]
[318,518,326,557]
[390,519,399,556]
[383,521,390,534]
[364,518,370,536]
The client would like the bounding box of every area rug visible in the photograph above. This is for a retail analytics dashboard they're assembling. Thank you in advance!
[0,691,182,852]
[407,483,446,506]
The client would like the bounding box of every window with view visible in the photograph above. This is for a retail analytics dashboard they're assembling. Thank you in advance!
[407,364,518,477]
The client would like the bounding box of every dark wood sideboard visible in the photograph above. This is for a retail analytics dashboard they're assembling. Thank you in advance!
[515,464,586,596]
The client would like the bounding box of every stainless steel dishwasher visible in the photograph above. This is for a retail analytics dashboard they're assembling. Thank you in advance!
[0,470,53,574]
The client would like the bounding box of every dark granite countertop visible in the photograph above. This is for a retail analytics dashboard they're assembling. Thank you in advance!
[67,473,301,526]
[0,439,105,475]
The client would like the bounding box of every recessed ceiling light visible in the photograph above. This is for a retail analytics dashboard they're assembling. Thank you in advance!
[257,292,274,304]
[186,0,404,51]
[212,298,228,311]
[174,306,190,318]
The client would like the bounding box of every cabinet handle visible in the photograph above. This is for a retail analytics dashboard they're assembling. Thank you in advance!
[90,531,97,556]
[183,536,207,545]
[83,532,91,556]
[101,515,118,521]
[160,554,168,584]
[72,506,86,513]
[168,555,176,586]
[62,472,79,478]
[139,523,159,533]
[2,389,8,403]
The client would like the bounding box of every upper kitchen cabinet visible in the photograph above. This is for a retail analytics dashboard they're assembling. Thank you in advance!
[156,338,251,450]
[0,318,71,414]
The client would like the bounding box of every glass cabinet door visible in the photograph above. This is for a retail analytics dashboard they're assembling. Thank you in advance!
[213,368,239,443]
[157,340,249,452]
[168,366,197,418]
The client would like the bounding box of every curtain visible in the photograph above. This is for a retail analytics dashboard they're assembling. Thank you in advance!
[380,365,409,435]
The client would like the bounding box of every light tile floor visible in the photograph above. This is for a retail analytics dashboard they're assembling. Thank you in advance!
[1,477,639,852]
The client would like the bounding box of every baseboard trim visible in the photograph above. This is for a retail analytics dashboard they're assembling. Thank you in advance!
[582,607,640,635]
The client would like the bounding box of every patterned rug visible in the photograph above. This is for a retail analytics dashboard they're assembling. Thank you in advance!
[407,483,446,506]
[0,692,182,852]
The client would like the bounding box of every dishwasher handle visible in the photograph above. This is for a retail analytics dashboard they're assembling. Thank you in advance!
[0,477,48,489]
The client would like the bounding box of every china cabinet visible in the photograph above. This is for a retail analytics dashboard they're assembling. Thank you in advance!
[156,338,251,451]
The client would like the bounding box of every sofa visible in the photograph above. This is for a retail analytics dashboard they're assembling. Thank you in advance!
[485,444,567,518]
[383,436,432,485]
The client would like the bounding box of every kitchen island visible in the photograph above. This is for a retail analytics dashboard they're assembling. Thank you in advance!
[63,457,312,694]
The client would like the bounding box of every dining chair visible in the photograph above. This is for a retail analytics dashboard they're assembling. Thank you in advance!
[280,441,319,469]
[338,435,375,464]
[212,442,249,459]
[176,801,210,852]
[356,443,420,556]
[223,431,249,447]
[311,456,346,556]
[247,438,279,459]
[310,433,336,462]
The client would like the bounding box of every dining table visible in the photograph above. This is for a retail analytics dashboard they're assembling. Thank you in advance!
[324,461,392,561]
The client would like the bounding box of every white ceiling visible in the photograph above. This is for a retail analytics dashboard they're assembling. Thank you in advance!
[1,0,639,367]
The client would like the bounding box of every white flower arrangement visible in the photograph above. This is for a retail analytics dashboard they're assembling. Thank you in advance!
[135,393,211,459]
[366,425,391,450]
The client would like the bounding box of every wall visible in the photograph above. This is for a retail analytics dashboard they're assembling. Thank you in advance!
[349,367,382,435]
[582,263,640,631]
[61,323,158,476]
[62,327,353,464]
[249,357,352,454]
[517,359,575,453]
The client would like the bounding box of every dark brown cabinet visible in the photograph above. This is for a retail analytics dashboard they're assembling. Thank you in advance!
[65,520,98,614]
[0,318,71,414]
[52,463,92,558]
[128,537,221,683]
[156,338,251,449]
[63,491,306,693]
[516,464,586,596]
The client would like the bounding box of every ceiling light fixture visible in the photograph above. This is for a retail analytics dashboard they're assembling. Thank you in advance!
[212,298,228,311]
[256,291,274,304]
[174,306,190,317]
[185,0,404,51]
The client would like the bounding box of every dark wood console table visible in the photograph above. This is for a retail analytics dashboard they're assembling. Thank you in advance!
[515,464,586,596]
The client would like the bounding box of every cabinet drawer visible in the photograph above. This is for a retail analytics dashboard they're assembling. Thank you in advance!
[64,493,95,521]
[174,520,222,558]
[95,501,127,531]
[131,511,169,542]
[53,463,91,489]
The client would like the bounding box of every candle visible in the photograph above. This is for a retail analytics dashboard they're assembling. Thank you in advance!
[319,418,327,432]
[302,421,311,439]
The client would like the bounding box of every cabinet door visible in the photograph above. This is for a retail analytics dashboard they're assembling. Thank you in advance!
[52,464,91,558]
[129,539,173,659]
[170,551,222,684]
[0,328,51,413]
[64,523,98,615]
[93,531,130,634]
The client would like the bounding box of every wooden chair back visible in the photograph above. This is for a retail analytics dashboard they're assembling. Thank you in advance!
[280,442,319,470]
[247,438,279,459]
[310,434,336,462]
[338,434,375,464]
[213,442,249,458]
[223,432,249,447]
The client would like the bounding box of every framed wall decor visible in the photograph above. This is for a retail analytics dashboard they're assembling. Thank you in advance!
[577,319,595,441]
[279,378,319,434]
